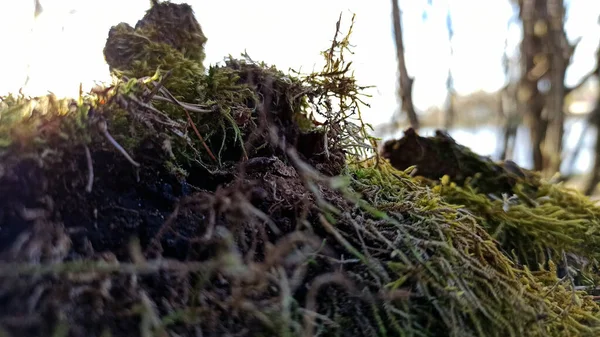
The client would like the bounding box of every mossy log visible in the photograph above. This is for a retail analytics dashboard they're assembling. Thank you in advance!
[383,128,600,281]
[0,2,600,337]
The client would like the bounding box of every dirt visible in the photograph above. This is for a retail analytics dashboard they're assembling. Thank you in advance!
[0,128,347,336]
[0,49,358,334]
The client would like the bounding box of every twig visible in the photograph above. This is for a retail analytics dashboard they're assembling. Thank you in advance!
[156,85,213,114]
[97,119,140,167]
[296,308,340,328]
[143,70,172,103]
[303,272,357,337]
[84,144,94,193]
[145,204,180,256]
[319,214,389,282]
[126,94,176,120]
[542,275,568,298]
[244,199,281,235]
[139,291,164,337]
[154,86,217,163]
[151,95,213,114]
[562,250,578,305]
[574,285,600,292]
[0,258,219,278]
[277,266,293,337]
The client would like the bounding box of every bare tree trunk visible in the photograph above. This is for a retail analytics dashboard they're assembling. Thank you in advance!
[498,31,521,161]
[24,0,44,89]
[444,69,455,129]
[499,108,511,161]
[584,47,600,195]
[518,0,548,171]
[517,0,581,174]
[444,89,455,130]
[584,112,600,195]
[543,0,570,176]
[391,0,420,130]
[499,87,520,160]
[34,0,43,17]
[443,9,455,130]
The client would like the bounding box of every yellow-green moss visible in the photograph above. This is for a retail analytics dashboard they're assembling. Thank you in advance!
[344,161,600,336]
[2,4,600,337]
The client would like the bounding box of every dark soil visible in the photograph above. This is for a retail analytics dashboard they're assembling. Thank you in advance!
[0,108,356,337]
[0,10,356,330]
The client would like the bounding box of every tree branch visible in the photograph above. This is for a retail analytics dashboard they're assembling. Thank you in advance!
[391,0,420,130]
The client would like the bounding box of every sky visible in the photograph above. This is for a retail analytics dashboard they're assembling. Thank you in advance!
[0,0,599,129]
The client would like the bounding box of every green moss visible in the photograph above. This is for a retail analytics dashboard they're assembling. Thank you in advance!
[104,23,205,102]
[432,176,600,284]
[135,1,207,64]
[0,92,92,153]
[3,4,600,337]
[343,161,600,336]
[383,129,600,280]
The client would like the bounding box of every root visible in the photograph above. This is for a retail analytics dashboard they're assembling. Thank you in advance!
[97,118,140,167]
[0,257,219,278]
[302,272,358,337]
[84,144,94,193]
[154,85,217,163]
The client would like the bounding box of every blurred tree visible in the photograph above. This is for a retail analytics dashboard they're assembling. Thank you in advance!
[34,0,42,17]
[443,6,456,130]
[499,8,524,161]
[24,0,44,89]
[543,0,571,175]
[584,45,600,195]
[515,0,587,175]
[392,0,420,130]
[499,35,521,160]
[517,0,551,172]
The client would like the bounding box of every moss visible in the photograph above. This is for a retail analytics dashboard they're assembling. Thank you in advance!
[103,22,205,102]
[2,3,600,337]
[383,128,600,284]
[346,160,600,336]
[134,1,207,64]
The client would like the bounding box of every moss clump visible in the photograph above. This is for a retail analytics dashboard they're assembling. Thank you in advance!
[103,1,206,102]
[346,161,600,336]
[383,128,600,284]
[0,92,90,151]
[101,1,348,174]
[134,1,207,64]
[381,128,541,195]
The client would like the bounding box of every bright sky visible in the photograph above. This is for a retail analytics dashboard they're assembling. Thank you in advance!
[0,0,599,128]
